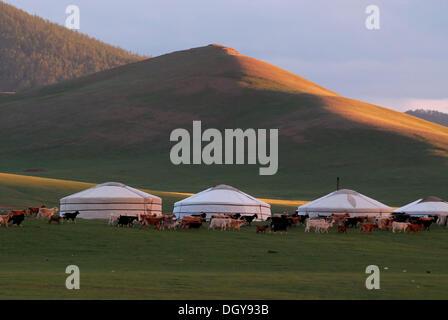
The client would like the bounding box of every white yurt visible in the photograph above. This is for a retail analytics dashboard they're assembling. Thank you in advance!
[393,196,448,216]
[173,184,271,221]
[60,182,162,219]
[298,189,393,217]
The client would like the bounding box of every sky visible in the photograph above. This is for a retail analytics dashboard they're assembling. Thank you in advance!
[3,0,448,112]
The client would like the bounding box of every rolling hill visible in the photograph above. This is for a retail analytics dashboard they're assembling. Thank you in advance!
[0,1,145,92]
[1,44,448,207]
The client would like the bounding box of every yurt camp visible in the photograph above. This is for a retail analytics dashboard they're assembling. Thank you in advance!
[60,182,162,219]
[393,196,448,216]
[298,189,393,217]
[173,184,271,221]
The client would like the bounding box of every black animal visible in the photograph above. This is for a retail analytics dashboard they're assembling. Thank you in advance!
[298,214,309,225]
[239,214,258,225]
[63,211,80,222]
[10,214,25,226]
[229,213,241,220]
[419,216,437,231]
[270,216,289,233]
[187,222,202,229]
[117,215,138,227]
[392,213,411,223]
[344,217,363,228]
[409,216,421,224]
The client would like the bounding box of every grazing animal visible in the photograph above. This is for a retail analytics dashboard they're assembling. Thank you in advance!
[63,211,80,222]
[305,219,326,232]
[376,218,393,230]
[0,213,13,227]
[270,216,289,233]
[240,214,258,225]
[209,218,231,231]
[338,225,348,233]
[138,213,157,224]
[108,214,120,226]
[407,223,424,233]
[27,205,45,216]
[315,220,334,233]
[10,209,27,216]
[359,223,377,233]
[229,219,246,231]
[10,213,25,226]
[256,225,269,233]
[181,216,203,229]
[294,214,308,225]
[140,215,163,229]
[48,215,62,224]
[37,207,59,220]
[392,213,411,223]
[117,215,138,227]
[392,222,409,233]
[162,214,176,221]
[164,220,181,230]
[419,217,436,231]
[344,217,363,228]
[229,213,241,220]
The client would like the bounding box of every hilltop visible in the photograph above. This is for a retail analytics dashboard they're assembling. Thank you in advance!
[0,1,145,92]
[1,44,448,206]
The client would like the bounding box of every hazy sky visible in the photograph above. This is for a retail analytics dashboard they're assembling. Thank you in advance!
[4,0,448,112]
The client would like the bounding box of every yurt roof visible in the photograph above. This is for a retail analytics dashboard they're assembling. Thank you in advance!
[174,184,270,208]
[60,182,161,204]
[393,196,448,215]
[298,189,392,213]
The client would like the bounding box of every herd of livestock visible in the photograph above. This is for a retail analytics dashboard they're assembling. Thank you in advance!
[1,204,447,235]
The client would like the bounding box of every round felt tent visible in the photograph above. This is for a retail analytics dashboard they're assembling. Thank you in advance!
[393,196,448,216]
[298,189,393,217]
[173,184,271,221]
[60,182,162,219]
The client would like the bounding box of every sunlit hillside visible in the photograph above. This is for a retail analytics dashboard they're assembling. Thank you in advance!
[0,44,447,206]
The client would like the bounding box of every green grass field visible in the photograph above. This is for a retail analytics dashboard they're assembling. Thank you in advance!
[1,217,447,300]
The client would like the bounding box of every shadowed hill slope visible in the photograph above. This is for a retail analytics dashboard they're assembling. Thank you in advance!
[0,44,447,205]
[0,1,145,92]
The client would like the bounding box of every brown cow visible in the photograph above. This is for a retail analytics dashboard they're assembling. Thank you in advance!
[10,209,27,216]
[37,207,59,220]
[141,216,164,229]
[377,218,393,230]
[256,225,269,233]
[181,216,203,229]
[338,225,348,233]
[359,223,377,233]
[48,215,62,224]
[407,224,424,233]
[27,205,46,216]
[229,219,246,231]
[0,214,12,227]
